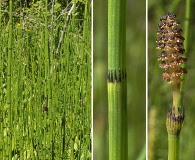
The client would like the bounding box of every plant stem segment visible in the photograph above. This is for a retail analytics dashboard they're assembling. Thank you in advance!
[108,77,127,160]
[168,134,179,160]
[172,83,181,116]
[108,0,127,159]
[180,0,191,104]
[168,82,183,160]
[166,104,184,160]
[8,0,13,159]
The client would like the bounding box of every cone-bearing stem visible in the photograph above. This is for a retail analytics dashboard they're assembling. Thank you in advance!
[166,105,184,160]
[172,83,181,116]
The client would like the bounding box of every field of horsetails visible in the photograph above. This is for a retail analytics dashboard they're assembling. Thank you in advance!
[0,0,91,159]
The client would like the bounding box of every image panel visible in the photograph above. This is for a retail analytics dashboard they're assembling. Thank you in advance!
[94,0,146,159]
[0,0,91,159]
[148,0,194,159]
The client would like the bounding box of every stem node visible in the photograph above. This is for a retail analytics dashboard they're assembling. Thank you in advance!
[166,105,184,135]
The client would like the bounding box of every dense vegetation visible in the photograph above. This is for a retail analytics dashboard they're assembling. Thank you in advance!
[0,0,91,159]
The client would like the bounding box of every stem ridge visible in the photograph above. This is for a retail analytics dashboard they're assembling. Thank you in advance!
[108,69,126,83]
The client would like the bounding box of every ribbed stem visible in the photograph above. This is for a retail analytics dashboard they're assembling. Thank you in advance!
[172,83,181,116]
[108,0,126,69]
[44,0,49,159]
[8,0,13,159]
[168,134,179,160]
[108,72,127,160]
[166,105,184,160]
[180,0,191,104]
[108,0,127,159]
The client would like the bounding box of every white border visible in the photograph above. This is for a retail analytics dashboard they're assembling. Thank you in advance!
[91,0,94,159]
[146,0,148,159]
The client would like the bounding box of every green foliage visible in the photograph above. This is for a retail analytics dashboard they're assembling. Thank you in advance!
[94,0,146,159]
[0,0,91,159]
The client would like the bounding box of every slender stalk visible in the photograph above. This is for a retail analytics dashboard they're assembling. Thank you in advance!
[44,0,49,159]
[108,0,127,159]
[168,0,191,158]
[49,0,55,156]
[166,104,183,160]
[7,0,13,159]
[168,134,179,160]
[180,0,191,104]
[56,3,74,55]
[172,83,180,116]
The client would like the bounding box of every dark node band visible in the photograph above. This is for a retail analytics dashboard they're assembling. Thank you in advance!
[108,69,126,83]
[166,105,184,135]
[167,105,184,121]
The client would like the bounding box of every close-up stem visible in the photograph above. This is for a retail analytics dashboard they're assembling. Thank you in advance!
[180,0,191,104]
[172,83,180,116]
[94,0,146,159]
[7,0,13,159]
[108,0,127,159]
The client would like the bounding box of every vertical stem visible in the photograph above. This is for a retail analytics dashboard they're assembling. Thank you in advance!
[167,84,183,160]
[172,83,180,116]
[180,0,191,104]
[49,0,55,156]
[0,2,2,29]
[168,134,179,160]
[167,1,191,158]
[44,0,49,158]
[166,102,184,160]
[108,0,127,159]
[45,0,49,101]
[8,0,13,159]
[183,0,191,56]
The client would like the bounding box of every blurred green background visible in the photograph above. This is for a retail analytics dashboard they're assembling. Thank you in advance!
[93,0,146,159]
[148,0,195,159]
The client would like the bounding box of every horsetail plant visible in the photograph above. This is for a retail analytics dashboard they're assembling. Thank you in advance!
[156,12,187,160]
[181,0,191,104]
[0,1,91,159]
[7,0,13,159]
[108,0,127,159]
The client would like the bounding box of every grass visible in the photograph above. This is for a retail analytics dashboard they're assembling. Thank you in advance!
[0,0,91,159]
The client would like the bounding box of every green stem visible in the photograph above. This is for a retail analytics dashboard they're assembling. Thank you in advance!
[8,0,13,159]
[167,3,191,158]
[166,104,184,160]
[168,134,179,160]
[167,83,183,160]
[108,0,127,159]
[44,0,49,158]
[172,83,180,116]
[180,0,191,104]
[108,81,127,159]
[108,0,126,70]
